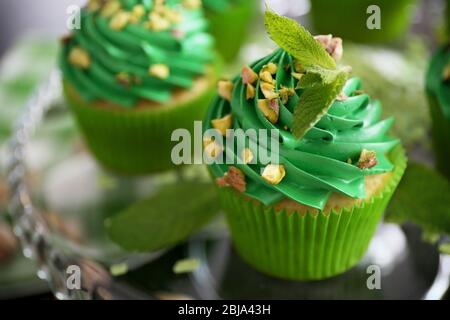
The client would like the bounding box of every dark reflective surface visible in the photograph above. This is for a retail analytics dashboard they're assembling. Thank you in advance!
[112,223,443,300]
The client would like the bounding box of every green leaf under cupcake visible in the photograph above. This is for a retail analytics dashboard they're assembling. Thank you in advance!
[386,163,450,246]
[105,181,220,252]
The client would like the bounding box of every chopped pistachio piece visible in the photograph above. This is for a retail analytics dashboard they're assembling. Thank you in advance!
[279,86,295,104]
[261,164,286,185]
[259,70,274,84]
[152,3,165,15]
[204,142,223,159]
[292,72,303,81]
[246,83,256,100]
[164,8,182,24]
[68,47,91,69]
[218,80,234,102]
[262,62,278,75]
[269,99,280,115]
[101,0,121,18]
[241,148,254,164]
[258,99,279,124]
[203,136,223,159]
[110,11,131,31]
[314,34,332,47]
[183,0,202,9]
[314,34,343,61]
[116,72,132,87]
[133,4,145,16]
[211,114,233,136]
[149,64,170,79]
[146,12,171,31]
[242,66,258,85]
[260,82,279,100]
[216,166,246,193]
[329,37,343,61]
[357,149,378,169]
[294,60,305,73]
[129,4,146,23]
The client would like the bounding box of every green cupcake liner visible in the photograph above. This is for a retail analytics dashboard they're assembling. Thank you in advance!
[206,0,257,62]
[310,0,415,43]
[427,94,450,180]
[217,146,407,281]
[64,71,218,175]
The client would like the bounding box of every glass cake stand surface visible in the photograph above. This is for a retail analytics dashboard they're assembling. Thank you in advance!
[5,71,450,300]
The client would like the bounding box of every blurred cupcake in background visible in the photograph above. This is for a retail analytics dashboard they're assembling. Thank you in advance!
[61,0,220,175]
[309,0,417,43]
[203,0,258,62]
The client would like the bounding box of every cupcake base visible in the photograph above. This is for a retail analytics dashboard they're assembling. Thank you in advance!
[427,95,450,180]
[217,146,407,281]
[64,68,218,175]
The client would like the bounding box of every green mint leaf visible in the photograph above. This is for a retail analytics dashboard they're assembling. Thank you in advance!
[297,71,325,89]
[298,66,349,89]
[105,182,220,252]
[265,9,336,70]
[292,70,349,139]
[385,163,450,237]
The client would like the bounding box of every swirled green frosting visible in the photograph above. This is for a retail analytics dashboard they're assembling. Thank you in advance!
[60,0,214,108]
[205,48,399,210]
[426,45,450,119]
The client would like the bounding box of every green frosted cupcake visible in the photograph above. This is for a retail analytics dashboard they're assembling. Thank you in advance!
[426,45,450,180]
[60,0,219,175]
[203,0,257,62]
[310,0,416,43]
[203,10,406,280]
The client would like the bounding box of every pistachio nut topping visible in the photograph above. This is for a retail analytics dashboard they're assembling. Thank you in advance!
[216,166,247,193]
[261,164,286,185]
[218,80,234,102]
[357,149,378,169]
[211,114,233,136]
